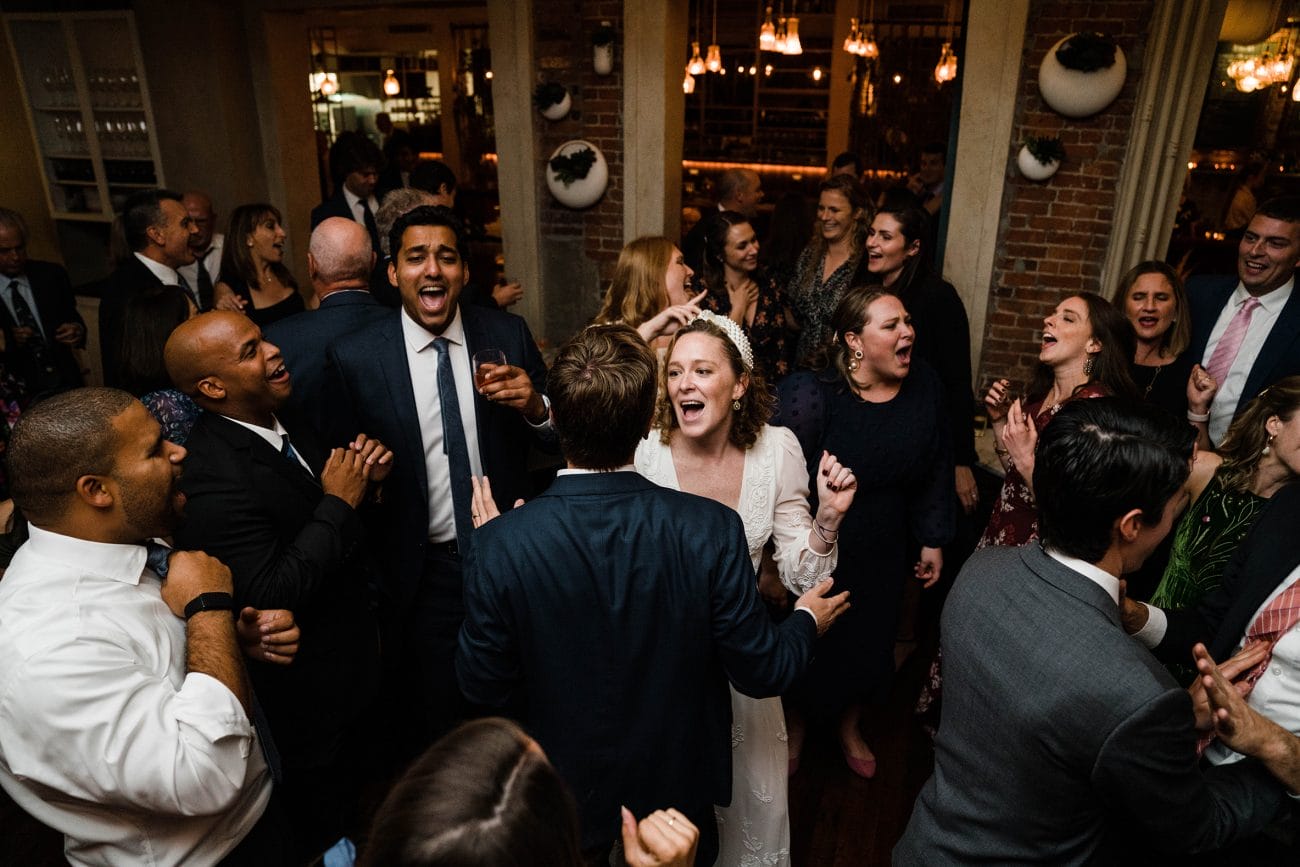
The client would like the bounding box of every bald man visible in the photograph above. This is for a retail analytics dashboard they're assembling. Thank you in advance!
[177,191,222,310]
[265,218,390,431]
[166,311,392,859]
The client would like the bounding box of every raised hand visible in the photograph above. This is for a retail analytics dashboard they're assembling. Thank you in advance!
[349,433,394,483]
[983,378,1013,424]
[1000,398,1037,470]
[620,806,699,867]
[159,550,234,619]
[639,290,707,342]
[1187,364,1218,416]
[478,364,547,421]
[815,450,856,521]
[320,447,369,508]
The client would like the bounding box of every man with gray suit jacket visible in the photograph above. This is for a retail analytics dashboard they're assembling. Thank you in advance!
[896,398,1287,866]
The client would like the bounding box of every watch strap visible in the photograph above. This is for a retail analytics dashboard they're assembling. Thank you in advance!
[183,592,236,620]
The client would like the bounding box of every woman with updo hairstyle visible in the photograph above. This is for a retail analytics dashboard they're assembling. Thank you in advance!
[213,203,304,328]
[775,286,953,780]
[361,717,698,867]
[788,175,872,364]
[594,235,705,348]
[698,210,794,382]
[636,311,855,862]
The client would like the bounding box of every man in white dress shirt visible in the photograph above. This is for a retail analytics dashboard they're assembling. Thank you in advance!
[177,190,223,311]
[1186,196,1300,444]
[0,387,283,866]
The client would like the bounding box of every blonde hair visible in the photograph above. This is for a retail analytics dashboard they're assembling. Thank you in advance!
[594,236,674,328]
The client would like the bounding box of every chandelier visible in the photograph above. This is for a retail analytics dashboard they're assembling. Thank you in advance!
[1227,35,1295,93]
[841,0,879,60]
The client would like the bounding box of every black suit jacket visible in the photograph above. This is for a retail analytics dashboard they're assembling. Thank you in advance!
[324,304,555,620]
[1186,274,1300,425]
[0,260,85,395]
[896,544,1284,866]
[93,255,165,388]
[456,471,818,859]
[1155,482,1300,663]
[173,411,379,770]
[310,192,354,230]
[264,290,391,434]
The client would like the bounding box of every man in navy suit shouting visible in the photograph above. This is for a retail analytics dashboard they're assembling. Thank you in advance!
[457,324,849,864]
[326,205,554,758]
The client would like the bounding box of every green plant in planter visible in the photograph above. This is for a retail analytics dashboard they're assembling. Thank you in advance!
[592,24,616,47]
[549,146,597,186]
[533,81,569,111]
[1055,32,1118,72]
[1024,135,1066,166]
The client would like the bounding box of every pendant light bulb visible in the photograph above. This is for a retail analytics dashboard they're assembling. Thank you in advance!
[688,41,706,75]
[683,69,696,93]
[760,6,777,50]
[706,43,722,73]
[383,68,400,96]
[783,17,802,55]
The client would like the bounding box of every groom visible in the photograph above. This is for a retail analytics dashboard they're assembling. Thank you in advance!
[456,324,848,863]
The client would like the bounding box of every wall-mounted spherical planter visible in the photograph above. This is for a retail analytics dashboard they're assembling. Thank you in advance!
[1038,33,1126,118]
[546,140,609,209]
[538,90,572,121]
[594,43,614,75]
[1017,144,1061,182]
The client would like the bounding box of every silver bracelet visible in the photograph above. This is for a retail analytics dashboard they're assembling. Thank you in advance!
[813,521,839,546]
[1186,409,1210,423]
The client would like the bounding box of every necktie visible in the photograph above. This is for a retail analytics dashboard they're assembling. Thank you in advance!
[144,540,283,782]
[194,249,214,311]
[176,271,200,311]
[280,432,314,479]
[1205,296,1262,386]
[360,198,381,255]
[8,280,53,380]
[433,337,474,548]
[1197,575,1300,755]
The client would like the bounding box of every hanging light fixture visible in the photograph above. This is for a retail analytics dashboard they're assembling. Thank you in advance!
[688,41,706,75]
[383,67,400,96]
[783,1,802,55]
[843,17,861,56]
[934,42,958,84]
[759,5,776,51]
[774,19,788,53]
[318,72,339,96]
[683,68,696,93]
[705,0,722,72]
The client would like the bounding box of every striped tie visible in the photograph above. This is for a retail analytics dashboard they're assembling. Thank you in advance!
[1204,296,1262,386]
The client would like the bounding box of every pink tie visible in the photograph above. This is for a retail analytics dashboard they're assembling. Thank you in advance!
[1204,297,1262,385]
[1197,575,1300,755]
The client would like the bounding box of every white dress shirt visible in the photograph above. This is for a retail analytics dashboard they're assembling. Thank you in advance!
[402,307,484,542]
[223,413,314,476]
[0,525,270,866]
[1202,279,1294,443]
[343,185,380,227]
[133,250,181,286]
[1045,546,1121,605]
[1136,562,1300,768]
[0,274,46,336]
[177,232,224,300]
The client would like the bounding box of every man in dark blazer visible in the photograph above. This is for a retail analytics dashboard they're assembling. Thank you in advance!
[310,132,383,254]
[265,217,389,432]
[95,189,198,387]
[456,324,848,864]
[166,310,390,861]
[325,205,556,755]
[896,399,1286,866]
[0,208,85,399]
[1185,196,1300,444]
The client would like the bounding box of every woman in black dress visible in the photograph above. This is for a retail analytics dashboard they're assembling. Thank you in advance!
[1109,260,1192,418]
[776,286,954,777]
[214,203,304,328]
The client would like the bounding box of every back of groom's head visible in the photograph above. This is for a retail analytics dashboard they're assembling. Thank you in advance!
[1035,398,1194,563]
[547,324,656,470]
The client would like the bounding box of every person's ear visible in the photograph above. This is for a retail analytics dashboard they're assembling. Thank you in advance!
[905,238,921,259]
[732,371,749,402]
[1116,507,1144,543]
[74,474,115,510]
[196,375,225,402]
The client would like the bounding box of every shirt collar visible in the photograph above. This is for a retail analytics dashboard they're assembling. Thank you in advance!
[343,185,374,213]
[2,274,27,292]
[220,414,288,454]
[558,465,637,476]
[401,305,464,354]
[1232,276,1295,313]
[134,252,179,284]
[24,523,150,586]
[1045,545,1120,605]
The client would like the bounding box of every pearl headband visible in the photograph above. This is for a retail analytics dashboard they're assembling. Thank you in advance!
[693,309,754,371]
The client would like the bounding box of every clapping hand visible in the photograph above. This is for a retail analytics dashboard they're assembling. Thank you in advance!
[348,433,394,483]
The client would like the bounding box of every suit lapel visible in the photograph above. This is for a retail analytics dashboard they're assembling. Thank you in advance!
[1243,289,1300,402]
[377,317,430,497]
[205,414,322,501]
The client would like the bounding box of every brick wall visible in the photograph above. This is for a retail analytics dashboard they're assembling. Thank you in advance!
[977,0,1156,390]
[532,0,625,345]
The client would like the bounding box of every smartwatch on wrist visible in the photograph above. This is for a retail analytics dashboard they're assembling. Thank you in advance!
[184,592,236,620]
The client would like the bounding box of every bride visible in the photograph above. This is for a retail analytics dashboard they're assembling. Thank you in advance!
[635,311,856,866]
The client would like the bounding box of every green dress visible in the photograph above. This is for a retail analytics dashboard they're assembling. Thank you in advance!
[1151,473,1265,611]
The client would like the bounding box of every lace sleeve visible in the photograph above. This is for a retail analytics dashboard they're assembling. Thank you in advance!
[769,425,837,593]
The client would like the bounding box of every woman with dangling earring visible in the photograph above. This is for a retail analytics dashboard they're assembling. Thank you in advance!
[774,286,953,782]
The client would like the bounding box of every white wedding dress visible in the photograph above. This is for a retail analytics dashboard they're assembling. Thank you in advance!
[635,424,836,867]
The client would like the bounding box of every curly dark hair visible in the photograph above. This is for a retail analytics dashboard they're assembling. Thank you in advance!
[655,317,774,450]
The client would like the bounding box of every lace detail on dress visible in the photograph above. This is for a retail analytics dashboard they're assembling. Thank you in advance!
[740,429,777,563]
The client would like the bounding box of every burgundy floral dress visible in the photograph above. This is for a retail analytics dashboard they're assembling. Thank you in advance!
[976,383,1109,549]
